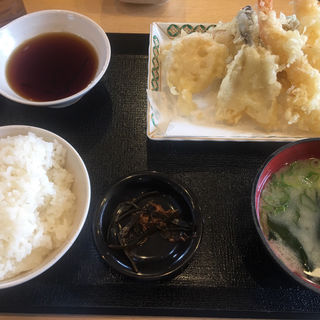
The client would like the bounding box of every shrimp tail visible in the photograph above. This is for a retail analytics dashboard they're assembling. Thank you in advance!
[258,0,273,15]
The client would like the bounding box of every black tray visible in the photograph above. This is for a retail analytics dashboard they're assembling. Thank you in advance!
[1,34,320,319]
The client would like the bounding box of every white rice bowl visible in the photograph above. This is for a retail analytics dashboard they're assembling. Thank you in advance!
[0,125,90,289]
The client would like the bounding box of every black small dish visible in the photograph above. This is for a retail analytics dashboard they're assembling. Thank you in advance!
[93,171,202,280]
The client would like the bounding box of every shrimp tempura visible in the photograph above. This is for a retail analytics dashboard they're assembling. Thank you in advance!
[258,0,306,68]
[294,0,320,71]
[258,0,320,130]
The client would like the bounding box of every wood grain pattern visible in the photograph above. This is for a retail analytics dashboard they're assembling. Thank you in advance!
[23,0,291,34]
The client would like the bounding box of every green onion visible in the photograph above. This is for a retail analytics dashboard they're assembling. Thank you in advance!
[303,171,319,184]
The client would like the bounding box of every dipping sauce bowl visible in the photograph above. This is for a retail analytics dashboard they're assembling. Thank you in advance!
[0,10,111,107]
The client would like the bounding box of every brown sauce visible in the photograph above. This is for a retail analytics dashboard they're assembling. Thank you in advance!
[6,32,98,102]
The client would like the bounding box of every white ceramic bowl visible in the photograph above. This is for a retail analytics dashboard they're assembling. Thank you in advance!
[0,10,111,107]
[0,125,91,289]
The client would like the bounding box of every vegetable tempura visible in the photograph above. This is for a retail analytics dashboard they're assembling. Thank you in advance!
[159,0,320,133]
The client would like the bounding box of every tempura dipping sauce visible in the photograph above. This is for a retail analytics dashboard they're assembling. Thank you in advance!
[6,32,98,101]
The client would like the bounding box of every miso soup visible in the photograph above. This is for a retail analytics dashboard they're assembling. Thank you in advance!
[260,158,320,274]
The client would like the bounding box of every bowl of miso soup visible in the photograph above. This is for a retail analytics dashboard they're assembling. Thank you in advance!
[0,10,111,107]
[252,138,320,294]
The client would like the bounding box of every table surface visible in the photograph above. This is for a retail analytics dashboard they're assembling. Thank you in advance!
[1,0,314,319]
[22,0,291,34]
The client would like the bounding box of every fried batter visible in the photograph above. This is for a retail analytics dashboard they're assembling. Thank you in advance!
[258,0,320,131]
[294,0,320,71]
[162,32,228,115]
[160,0,320,133]
[216,45,281,127]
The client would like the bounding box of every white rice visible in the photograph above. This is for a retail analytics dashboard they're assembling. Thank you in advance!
[0,132,76,281]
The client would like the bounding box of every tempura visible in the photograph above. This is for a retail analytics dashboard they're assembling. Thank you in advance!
[160,0,320,133]
[161,32,228,115]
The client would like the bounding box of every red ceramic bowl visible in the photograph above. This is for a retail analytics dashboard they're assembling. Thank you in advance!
[252,138,320,294]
